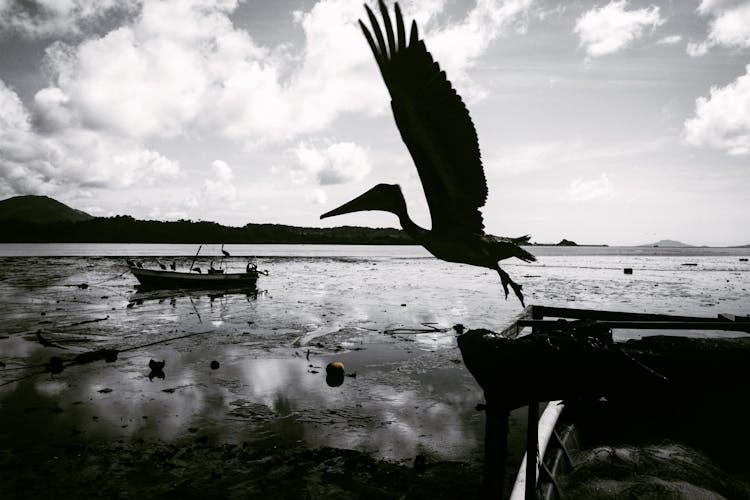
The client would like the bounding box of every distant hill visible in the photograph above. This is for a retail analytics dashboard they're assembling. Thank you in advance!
[0,214,415,245]
[0,195,93,224]
[640,239,693,248]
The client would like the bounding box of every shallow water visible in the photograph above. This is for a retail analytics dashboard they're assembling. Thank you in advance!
[0,244,748,467]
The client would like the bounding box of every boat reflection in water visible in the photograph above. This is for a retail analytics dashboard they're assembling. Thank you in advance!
[128,285,264,308]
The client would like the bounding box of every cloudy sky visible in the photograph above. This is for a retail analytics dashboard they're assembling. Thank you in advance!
[0,0,748,246]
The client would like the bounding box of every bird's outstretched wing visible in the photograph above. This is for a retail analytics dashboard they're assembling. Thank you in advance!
[360,1,487,236]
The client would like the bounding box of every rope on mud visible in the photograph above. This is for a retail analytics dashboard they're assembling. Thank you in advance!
[117,330,214,353]
[63,270,130,290]
[187,295,202,323]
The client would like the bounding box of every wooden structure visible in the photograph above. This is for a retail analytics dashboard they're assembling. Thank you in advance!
[457,305,750,499]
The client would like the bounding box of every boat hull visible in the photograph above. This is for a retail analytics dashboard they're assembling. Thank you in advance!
[129,267,260,288]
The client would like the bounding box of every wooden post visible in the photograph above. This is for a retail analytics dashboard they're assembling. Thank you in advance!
[525,401,539,500]
[483,400,509,499]
[189,244,203,272]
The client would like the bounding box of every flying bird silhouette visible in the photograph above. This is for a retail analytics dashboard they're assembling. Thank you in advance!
[320,1,535,305]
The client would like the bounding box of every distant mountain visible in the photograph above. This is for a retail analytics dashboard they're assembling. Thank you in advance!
[0,195,93,224]
[640,239,693,248]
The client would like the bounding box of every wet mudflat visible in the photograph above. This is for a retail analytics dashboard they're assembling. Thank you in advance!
[1,246,748,498]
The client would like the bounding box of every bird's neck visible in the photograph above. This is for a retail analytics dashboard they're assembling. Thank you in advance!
[393,205,427,240]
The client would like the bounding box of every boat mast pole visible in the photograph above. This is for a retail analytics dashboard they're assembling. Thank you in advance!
[189,244,203,272]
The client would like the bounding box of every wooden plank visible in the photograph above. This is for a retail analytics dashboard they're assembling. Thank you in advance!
[531,305,721,323]
[517,320,750,332]
[497,306,534,339]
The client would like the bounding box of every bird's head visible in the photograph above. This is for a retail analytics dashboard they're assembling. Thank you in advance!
[320,183,406,219]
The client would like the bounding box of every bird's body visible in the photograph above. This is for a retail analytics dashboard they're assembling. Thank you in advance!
[321,2,535,305]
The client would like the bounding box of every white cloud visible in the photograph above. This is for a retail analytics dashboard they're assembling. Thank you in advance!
[0,80,30,131]
[563,173,615,201]
[210,160,233,182]
[657,34,682,45]
[305,188,328,205]
[33,0,535,145]
[1,0,535,199]
[0,78,179,197]
[426,0,534,100]
[0,0,140,38]
[684,64,750,155]
[574,0,664,58]
[292,141,371,185]
[686,41,709,56]
[690,0,750,55]
[202,160,236,201]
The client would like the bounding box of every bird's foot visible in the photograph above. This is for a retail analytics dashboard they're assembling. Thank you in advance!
[497,267,526,307]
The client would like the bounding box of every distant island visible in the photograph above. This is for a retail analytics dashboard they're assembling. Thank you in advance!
[529,239,607,247]
[0,195,594,246]
[639,239,694,248]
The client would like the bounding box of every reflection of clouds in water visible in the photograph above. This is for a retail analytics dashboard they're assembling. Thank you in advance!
[413,333,456,350]
[34,380,68,397]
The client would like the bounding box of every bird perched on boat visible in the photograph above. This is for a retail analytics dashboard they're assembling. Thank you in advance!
[320,1,535,305]
[221,244,230,257]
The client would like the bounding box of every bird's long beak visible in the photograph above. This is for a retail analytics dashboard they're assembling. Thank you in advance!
[320,187,380,219]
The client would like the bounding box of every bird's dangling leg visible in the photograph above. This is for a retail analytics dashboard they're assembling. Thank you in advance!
[496,267,525,307]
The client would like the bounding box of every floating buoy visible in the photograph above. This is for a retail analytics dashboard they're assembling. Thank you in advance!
[326,361,345,387]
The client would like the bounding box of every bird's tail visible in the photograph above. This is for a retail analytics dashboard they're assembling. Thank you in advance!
[512,244,536,263]
[494,239,536,263]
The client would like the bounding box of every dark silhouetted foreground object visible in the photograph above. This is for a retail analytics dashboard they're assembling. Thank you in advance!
[326,361,345,387]
[149,359,165,371]
[320,1,535,306]
[457,305,750,499]
[148,368,165,382]
[624,267,633,274]
[210,360,220,370]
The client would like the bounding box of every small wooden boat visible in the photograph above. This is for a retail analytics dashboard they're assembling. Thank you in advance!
[457,305,750,499]
[128,263,266,288]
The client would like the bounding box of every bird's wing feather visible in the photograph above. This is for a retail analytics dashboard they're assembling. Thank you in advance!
[361,2,487,235]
